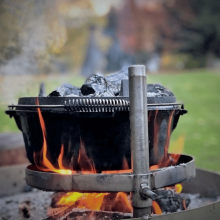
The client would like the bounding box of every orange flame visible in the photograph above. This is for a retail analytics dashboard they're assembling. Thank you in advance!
[115,192,133,213]
[58,145,65,170]
[35,99,186,215]
[150,110,183,169]
[153,109,160,161]
[34,99,98,175]
[165,183,183,193]
[57,192,109,210]
[152,201,162,215]
[102,157,132,174]
[56,192,132,213]
[164,110,175,157]
[151,110,185,170]
[34,99,73,175]
[78,138,96,174]
[183,199,187,210]
[175,184,183,193]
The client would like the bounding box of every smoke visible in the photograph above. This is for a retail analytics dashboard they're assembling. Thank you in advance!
[0,0,67,75]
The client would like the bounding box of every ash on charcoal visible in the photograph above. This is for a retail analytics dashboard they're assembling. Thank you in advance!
[48,67,175,99]
[80,74,118,97]
[187,193,218,209]
[154,189,190,213]
[147,84,174,97]
[0,189,53,220]
[105,67,128,95]
[48,84,80,97]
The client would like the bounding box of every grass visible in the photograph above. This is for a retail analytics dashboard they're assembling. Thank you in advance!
[1,69,220,173]
[148,69,220,173]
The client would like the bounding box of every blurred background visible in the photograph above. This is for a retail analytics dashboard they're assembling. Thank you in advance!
[0,0,220,173]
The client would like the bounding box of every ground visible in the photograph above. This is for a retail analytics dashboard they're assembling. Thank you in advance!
[0,69,220,173]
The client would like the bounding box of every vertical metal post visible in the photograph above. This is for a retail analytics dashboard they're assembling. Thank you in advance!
[129,65,152,218]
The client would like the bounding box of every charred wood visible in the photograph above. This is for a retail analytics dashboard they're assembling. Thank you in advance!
[45,208,132,220]
[154,189,190,213]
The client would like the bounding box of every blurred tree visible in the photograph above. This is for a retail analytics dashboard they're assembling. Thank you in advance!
[105,0,171,72]
[0,1,23,64]
[165,0,220,67]
[81,26,103,77]
[0,0,67,74]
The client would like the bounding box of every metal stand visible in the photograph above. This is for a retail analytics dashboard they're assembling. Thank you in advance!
[25,65,196,219]
[129,65,151,217]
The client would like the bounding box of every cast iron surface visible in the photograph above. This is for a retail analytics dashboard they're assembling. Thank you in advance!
[6,102,185,170]
[25,154,195,192]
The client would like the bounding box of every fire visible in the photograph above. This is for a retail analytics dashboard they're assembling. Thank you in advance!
[151,109,185,170]
[34,99,132,175]
[153,109,160,161]
[34,99,73,175]
[34,99,186,216]
[116,192,132,212]
[151,110,179,169]
[53,192,132,214]
[78,139,96,174]
[57,192,109,210]
[183,199,187,210]
[150,110,185,215]
[152,201,162,215]
[165,183,183,193]
[102,157,132,174]
[175,183,183,193]
[34,99,133,216]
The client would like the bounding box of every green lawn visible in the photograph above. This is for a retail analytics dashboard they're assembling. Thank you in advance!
[1,69,220,173]
[148,70,220,173]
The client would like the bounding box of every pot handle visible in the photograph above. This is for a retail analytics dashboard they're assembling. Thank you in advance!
[5,110,22,131]
[172,104,187,131]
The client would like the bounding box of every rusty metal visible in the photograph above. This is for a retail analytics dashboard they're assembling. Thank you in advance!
[26,155,195,192]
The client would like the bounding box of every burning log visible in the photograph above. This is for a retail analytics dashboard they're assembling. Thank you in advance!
[51,192,67,208]
[48,192,133,220]
[45,208,132,220]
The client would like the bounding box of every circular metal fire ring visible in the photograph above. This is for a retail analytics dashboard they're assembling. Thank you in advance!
[26,154,195,193]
